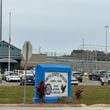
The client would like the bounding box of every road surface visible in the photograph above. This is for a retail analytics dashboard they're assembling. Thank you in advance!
[0,106,110,110]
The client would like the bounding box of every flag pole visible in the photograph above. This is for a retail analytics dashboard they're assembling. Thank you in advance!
[0,0,2,41]
[8,12,11,72]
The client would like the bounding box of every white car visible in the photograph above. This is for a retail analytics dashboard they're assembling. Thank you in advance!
[3,71,13,80]
[71,76,78,85]
[6,72,20,82]
[17,70,34,78]
[100,72,110,85]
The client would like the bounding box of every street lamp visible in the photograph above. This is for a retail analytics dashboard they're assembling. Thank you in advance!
[0,0,2,41]
[105,25,109,61]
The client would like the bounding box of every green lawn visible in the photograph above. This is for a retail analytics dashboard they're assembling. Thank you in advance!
[0,86,34,104]
[72,85,110,105]
[0,85,110,105]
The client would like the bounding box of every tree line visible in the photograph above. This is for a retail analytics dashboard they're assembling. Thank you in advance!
[69,50,110,61]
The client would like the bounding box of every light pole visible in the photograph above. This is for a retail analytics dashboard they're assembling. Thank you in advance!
[105,25,109,61]
[8,12,11,72]
[0,0,2,41]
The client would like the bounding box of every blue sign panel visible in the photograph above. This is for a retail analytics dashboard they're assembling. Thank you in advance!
[32,64,71,103]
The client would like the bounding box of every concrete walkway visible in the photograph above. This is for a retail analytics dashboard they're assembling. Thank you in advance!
[0,104,110,110]
[0,106,110,110]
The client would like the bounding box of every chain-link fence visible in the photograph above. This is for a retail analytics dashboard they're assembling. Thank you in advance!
[47,56,110,74]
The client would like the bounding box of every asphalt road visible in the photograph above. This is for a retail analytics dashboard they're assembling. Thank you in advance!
[0,80,20,86]
[79,80,101,86]
[0,79,101,86]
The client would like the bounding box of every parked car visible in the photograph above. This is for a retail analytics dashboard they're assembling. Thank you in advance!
[100,72,110,85]
[3,71,13,80]
[71,76,78,85]
[6,72,20,82]
[89,70,107,81]
[72,71,83,82]
[20,74,35,86]
[17,70,35,78]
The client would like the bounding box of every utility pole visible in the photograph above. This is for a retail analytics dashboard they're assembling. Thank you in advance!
[39,47,41,54]
[82,38,85,50]
[82,38,85,75]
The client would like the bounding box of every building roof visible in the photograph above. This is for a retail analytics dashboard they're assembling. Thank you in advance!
[0,40,22,60]
[0,40,21,51]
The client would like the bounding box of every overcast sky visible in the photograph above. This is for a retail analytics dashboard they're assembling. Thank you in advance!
[2,0,110,54]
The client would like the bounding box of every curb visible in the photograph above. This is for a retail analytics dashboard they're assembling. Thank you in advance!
[0,104,87,107]
[89,104,110,107]
[0,104,110,107]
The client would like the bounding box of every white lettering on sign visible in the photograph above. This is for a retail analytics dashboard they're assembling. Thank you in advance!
[45,72,68,97]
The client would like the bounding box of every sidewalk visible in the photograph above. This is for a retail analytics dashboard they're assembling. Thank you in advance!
[0,104,87,107]
[0,103,110,107]
[0,105,110,110]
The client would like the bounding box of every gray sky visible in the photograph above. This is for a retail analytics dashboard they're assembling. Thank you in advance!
[2,0,110,54]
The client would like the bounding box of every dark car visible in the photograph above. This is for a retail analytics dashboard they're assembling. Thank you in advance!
[20,75,35,86]
[89,70,107,81]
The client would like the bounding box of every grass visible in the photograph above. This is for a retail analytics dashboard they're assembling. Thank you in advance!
[72,85,110,105]
[0,86,34,104]
[0,85,110,105]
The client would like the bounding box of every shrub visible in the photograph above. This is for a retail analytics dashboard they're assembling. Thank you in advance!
[36,80,45,102]
[75,87,83,104]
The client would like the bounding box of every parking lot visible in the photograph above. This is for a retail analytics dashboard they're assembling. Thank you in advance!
[0,79,101,86]
[79,80,100,86]
[0,80,20,86]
